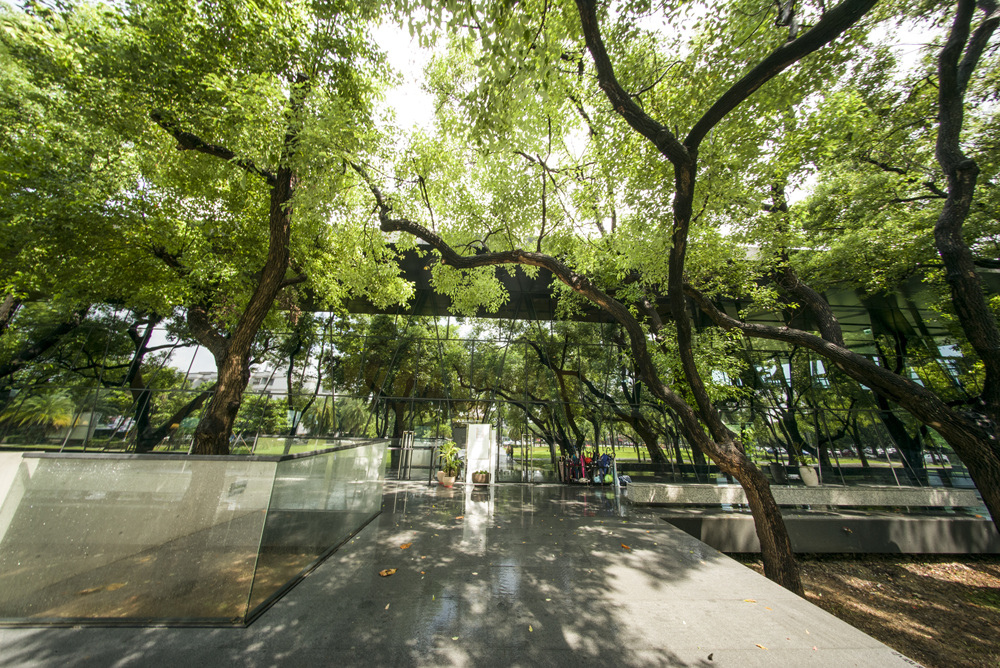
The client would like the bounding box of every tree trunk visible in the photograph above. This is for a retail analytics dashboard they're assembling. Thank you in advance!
[0,294,21,336]
[851,420,871,469]
[873,393,925,479]
[193,352,252,454]
[135,389,212,453]
[734,460,802,591]
[189,161,297,454]
[632,420,667,464]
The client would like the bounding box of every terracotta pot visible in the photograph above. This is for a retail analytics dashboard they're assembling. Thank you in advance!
[472,472,490,485]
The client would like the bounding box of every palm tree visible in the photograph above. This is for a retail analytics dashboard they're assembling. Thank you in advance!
[1,390,76,442]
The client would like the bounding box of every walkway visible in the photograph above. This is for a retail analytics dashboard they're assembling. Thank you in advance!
[0,483,918,667]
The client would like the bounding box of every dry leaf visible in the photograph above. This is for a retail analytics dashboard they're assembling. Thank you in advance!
[76,587,101,596]
[765,607,772,611]
[621,543,631,550]
[106,583,127,591]
[400,543,412,550]
[379,568,397,577]
[756,644,767,650]
[455,516,464,520]
[743,599,756,603]
[385,603,390,610]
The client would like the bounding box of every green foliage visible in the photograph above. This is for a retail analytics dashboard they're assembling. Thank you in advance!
[438,438,460,476]
[0,390,74,430]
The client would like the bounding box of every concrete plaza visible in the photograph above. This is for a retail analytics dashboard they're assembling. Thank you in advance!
[0,483,919,667]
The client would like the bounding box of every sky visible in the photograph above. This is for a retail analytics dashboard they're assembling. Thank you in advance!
[372,21,437,132]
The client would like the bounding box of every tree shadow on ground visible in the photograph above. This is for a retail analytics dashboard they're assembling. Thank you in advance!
[0,483,876,667]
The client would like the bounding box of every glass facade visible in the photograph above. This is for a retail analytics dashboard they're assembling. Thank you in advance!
[0,440,386,625]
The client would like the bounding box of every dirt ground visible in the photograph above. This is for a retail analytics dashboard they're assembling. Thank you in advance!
[733,554,1000,668]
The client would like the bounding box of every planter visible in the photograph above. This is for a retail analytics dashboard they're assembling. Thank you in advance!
[768,463,788,485]
[440,474,456,488]
[472,472,490,485]
[798,465,820,487]
[436,470,444,484]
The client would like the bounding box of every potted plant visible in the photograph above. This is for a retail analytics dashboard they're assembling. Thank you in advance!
[768,460,788,485]
[472,469,490,485]
[797,450,820,487]
[438,440,461,488]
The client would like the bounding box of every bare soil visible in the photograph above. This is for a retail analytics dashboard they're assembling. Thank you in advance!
[733,554,1000,668]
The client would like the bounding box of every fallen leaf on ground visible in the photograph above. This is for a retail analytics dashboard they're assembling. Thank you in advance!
[455,516,464,520]
[621,544,631,550]
[529,625,533,632]
[451,636,458,641]
[400,543,412,549]
[385,603,390,610]
[379,568,397,577]
[756,644,767,650]
[106,583,127,591]
[743,599,756,603]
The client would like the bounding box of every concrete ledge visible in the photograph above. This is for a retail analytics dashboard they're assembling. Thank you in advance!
[662,512,1000,553]
[628,482,983,507]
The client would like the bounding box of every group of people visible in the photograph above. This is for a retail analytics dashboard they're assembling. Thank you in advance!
[559,450,617,484]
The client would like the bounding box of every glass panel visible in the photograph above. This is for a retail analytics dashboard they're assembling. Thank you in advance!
[247,441,386,613]
[0,456,275,622]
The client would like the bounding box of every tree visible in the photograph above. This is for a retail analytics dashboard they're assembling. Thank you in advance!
[1,0,412,453]
[681,0,1000,534]
[1,390,74,442]
[349,0,888,594]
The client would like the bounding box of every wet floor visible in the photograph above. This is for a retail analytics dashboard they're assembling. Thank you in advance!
[0,482,917,667]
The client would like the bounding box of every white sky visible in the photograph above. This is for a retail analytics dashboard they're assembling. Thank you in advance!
[372,21,437,132]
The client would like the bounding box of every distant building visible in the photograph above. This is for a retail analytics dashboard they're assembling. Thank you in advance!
[187,369,316,395]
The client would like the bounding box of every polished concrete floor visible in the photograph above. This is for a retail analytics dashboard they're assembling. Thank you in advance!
[0,482,918,667]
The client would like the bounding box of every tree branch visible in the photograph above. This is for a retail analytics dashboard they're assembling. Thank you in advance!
[150,112,278,185]
[685,0,878,149]
[574,0,690,165]
[185,305,228,362]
